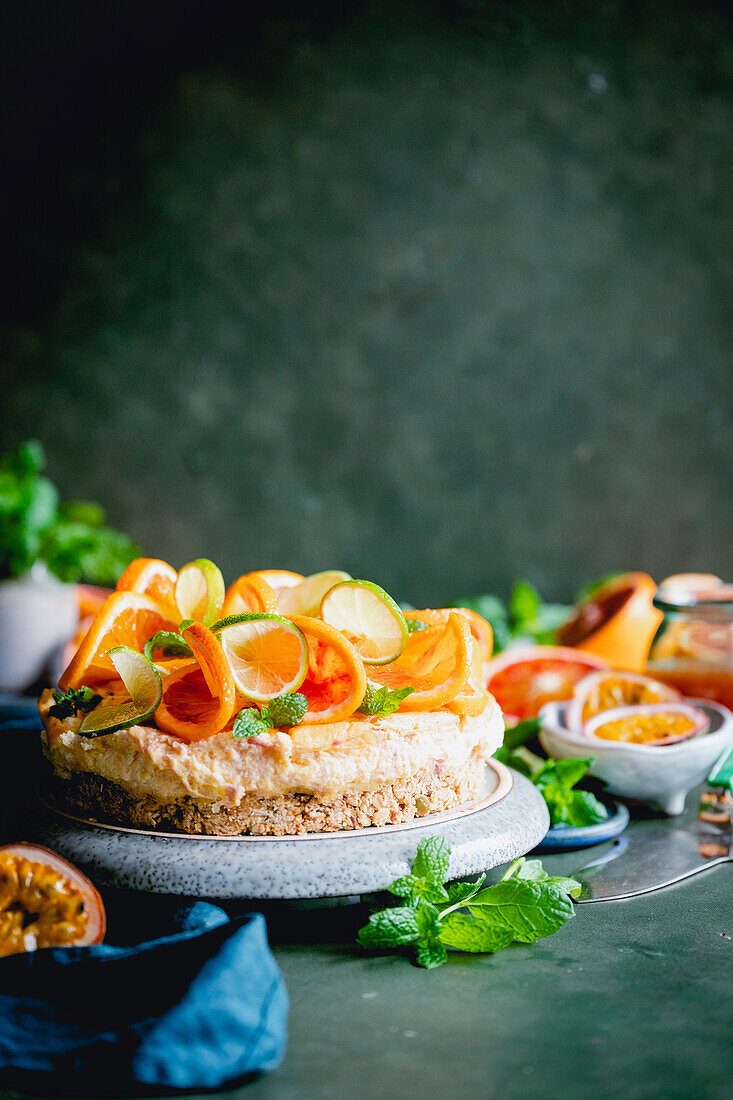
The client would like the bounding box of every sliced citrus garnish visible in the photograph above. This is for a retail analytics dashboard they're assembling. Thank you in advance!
[252,569,305,594]
[566,669,681,732]
[320,579,408,664]
[175,558,225,625]
[556,572,663,672]
[0,843,105,957]
[216,614,309,702]
[154,621,237,742]
[116,557,179,619]
[59,591,178,690]
[277,570,351,617]
[448,637,491,716]
[483,645,607,724]
[405,608,494,663]
[222,573,280,617]
[77,647,163,736]
[368,611,472,711]
[583,702,709,745]
[287,615,367,723]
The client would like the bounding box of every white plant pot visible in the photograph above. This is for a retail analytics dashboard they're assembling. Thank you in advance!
[0,563,78,693]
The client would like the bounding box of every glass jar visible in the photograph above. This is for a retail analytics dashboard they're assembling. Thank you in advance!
[647,584,733,710]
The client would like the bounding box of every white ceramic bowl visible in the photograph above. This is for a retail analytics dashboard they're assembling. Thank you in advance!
[538,698,733,815]
[0,564,77,692]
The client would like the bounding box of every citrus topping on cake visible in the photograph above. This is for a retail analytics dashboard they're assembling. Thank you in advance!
[368,611,472,710]
[288,615,367,723]
[78,646,163,736]
[174,558,225,625]
[222,573,280,616]
[216,614,309,702]
[277,570,351,617]
[59,591,178,690]
[320,579,408,664]
[116,557,179,619]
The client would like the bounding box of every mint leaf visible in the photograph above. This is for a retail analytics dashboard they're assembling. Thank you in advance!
[49,686,102,720]
[357,907,420,948]
[440,913,514,954]
[501,718,541,752]
[358,682,414,717]
[509,580,541,628]
[144,631,192,663]
[388,874,449,906]
[414,906,447,969]
[533,758,591,791]
[502,857,581,897]
[446,875,486,906]
[530,758,608,827]
[266,692,308,728]
[406,619,428,633]
[412,835,450,885]
[467,879,576,942]
[232,708,272,739]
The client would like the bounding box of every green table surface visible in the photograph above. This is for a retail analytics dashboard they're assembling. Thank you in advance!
[1,728,731,1100]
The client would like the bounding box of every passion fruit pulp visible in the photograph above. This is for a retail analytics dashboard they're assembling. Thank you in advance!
[0,843,105,958]
[566,669,681,732]
[583,702,709,746]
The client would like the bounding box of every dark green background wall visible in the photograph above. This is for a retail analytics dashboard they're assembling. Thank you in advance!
[2,1,732,605]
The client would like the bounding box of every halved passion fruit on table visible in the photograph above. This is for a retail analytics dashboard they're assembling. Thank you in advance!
[0,843,105,958]
[556,572,663,672]
[483,645,607,725]
[566,669,681,732]
[583,702,709,746]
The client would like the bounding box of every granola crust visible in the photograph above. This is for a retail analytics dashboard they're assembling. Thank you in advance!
[52,748,488,836]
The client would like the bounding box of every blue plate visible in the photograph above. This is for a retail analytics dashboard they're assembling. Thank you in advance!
[534,798,630,852]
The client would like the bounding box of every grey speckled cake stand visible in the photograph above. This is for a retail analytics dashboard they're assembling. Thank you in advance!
[30,763,549,900]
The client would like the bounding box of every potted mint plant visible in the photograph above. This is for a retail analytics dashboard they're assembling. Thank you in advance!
[0,441,138,692]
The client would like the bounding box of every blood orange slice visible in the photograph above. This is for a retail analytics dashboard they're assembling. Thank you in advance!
[59,592,178,690]
[154,621,237,742]
[556,572,662,672]
[484,645,607,725]
[583,702,709,746]
[405,608,494,663]
[566,669,681,732]
[287,616,367,724]
[368,612,473,711]
[0,843,105,957]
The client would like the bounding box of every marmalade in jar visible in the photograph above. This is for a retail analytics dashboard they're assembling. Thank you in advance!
[647,583,733,709]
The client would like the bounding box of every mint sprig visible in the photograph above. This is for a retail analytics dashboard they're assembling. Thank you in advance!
[232,692,309,738]
[357,838,580,968]
[144,631,192,663]
[49,686,102,720]
[358,682,414,717]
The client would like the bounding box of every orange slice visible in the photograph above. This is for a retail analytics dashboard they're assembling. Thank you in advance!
[287,615,367,724]
[59,592,178,691]
[448,638,491,716]
[116,558,179,619]
[252,570,305,594]
[405,608,494,662]
[76,584,111,620]
[368,611,472,711]
[154,622,237,742]
[222,573,280,617]
[484,645,607,724]
[556,572,662,672]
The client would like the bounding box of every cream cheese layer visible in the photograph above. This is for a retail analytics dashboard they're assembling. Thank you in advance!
[39,689,504,805]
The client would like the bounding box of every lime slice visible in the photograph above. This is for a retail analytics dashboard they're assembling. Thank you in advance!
[320,580,408,664]
[175,559,225,625]
[216,614,309,702]
[78,647,162,736]
[277,570,351,617]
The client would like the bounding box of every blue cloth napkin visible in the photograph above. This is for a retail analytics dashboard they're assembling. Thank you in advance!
[0,693,42,731]
[0,902,288,1093]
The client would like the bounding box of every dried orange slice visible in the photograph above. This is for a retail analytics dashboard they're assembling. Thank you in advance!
[116,558,179,619]
[59,592,178,690]
[368,611,472,711]
[222,573,280,617]
[287,615,367,724]
[556,572,663,672]
[405,608,494,662]
[566,669,681,732]
[154,621,237,742]
[0,843,105,957]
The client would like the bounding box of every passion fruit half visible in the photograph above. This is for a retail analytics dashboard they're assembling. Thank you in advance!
[583,702,709,746]
[556,572,663,672]
[566,669,681,733]
[0,843,105,958]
